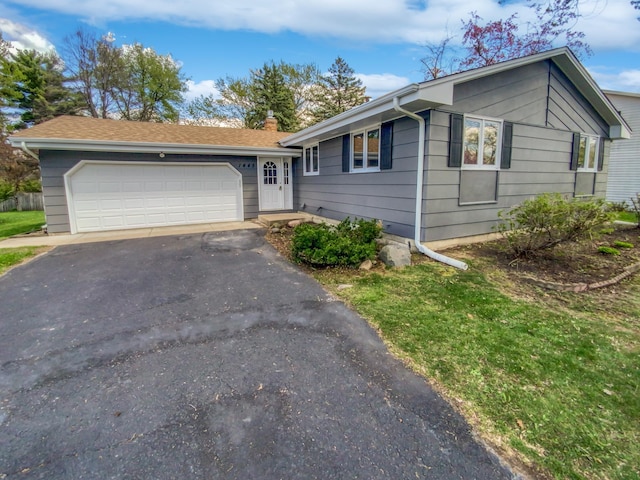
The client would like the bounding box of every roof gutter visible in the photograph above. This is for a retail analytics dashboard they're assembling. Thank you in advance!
[10,138,298,157]
[20,141,39,161]
[392,97,468,270]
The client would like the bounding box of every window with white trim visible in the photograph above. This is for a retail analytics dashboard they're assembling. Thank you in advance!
[462,116,502,169]
[352,127,380,172]
[577,134,599,172]
[303,144,319,176]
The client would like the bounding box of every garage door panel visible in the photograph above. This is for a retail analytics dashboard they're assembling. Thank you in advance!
[123,198,146,208]
[166,197,186,207]
[103,216,126,228]
[100,199,123,210]
[68,162,242,233]
[123,182,144,192]
[145,181,163,192]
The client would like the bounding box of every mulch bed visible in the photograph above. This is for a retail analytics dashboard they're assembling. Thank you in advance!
[447,224,640,286]
[267,223,640,289]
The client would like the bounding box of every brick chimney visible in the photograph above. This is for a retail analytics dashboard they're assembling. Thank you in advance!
[264,110,278,132]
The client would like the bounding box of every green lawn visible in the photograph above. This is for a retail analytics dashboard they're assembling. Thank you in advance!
[0,210,45,239]
[316,261,640,480]
[0,246,44,275]
[617,211,639,224]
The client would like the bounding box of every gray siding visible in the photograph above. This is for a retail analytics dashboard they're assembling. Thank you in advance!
[419,63,612,242]
[452,61,550,124]
[605,93,640,204]
[294,116,420,238]
[547,63,609,137]
[39,150,259,233]
[424,110,583,242]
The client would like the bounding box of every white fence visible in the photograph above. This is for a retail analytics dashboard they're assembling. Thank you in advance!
[0,192,45,212]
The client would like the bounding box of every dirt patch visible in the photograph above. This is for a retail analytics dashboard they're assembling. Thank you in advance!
[444,224,640,286]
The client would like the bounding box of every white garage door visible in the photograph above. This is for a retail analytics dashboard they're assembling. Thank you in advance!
[66,161,243,233]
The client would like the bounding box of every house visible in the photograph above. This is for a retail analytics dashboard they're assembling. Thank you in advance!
[603,90,639,206]
[281,47,629,245]
[10,47,630,249]
[9,116,296,234]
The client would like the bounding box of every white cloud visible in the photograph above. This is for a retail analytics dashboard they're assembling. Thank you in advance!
[589,67,640,93]
[0,0,519,44]
[0,18,56,53]
[184,79,219,102]
[4,0,638,51]
[574,0,640,51]
[356,73,410,99]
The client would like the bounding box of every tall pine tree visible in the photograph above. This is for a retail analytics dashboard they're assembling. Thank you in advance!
[311,57,366,123]
[3,49,84,129]
[246,62,298,132]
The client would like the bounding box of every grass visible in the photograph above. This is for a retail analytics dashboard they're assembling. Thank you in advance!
[0,210,45,239]
[0,246,44,275]
[0,211,47,275]
[315,260,640,480]
[617,211,639,224]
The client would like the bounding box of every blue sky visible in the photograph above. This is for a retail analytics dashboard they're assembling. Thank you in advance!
[1,0,639,101]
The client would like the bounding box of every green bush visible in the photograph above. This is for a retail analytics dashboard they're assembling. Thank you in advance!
[598,246,620,256]
[291,218,382,267]
[613,240,634,249]
[606,200,630,213]
[21,179,42,193]
[496,193,613,258]
[0,182,12,202]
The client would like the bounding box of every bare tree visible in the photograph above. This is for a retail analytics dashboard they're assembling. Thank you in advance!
[420,36,456,80]
[62,28,123,118]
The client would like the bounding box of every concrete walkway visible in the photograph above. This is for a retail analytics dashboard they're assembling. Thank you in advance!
[0,221,263,248]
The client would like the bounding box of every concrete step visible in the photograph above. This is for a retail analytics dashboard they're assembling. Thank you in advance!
[257,212,312,227]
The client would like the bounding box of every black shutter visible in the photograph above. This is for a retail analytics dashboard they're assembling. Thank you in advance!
[500,122,513,169]
[380,121,393,170]
[570,132,581,171]
[342,134,350,172]
[448,113,464,168]
[597,137,605,171]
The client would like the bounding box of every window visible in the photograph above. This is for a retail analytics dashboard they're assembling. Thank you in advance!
[263,161,277,184]
[577,134,599,172]
[352,127,380,172]
[462,116,502,169]
[303,144,319,176]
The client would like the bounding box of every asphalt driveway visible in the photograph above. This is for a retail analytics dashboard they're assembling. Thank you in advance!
[0,229,518,479]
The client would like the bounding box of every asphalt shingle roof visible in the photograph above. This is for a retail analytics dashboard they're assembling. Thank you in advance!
[11,115,291,149]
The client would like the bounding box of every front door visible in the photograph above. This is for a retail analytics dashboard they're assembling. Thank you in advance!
[258,157,292,211]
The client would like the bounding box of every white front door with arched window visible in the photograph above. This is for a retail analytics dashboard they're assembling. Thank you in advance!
[258,157,292,211]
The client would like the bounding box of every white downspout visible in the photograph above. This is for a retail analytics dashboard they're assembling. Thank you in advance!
[392,97,468,270]
[20,142,39,161]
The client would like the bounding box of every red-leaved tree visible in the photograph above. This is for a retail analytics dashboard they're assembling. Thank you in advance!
[421,0,591,79]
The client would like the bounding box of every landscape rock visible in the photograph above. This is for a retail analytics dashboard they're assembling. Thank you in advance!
[270,227,281,234]
[288,219,303,228]
[379,244,411,268]
[359,259,373,270]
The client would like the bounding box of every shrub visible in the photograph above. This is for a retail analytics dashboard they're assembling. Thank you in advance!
[629,193,640,228]
[613,240,634,249]
[598,246,620,256]
[0,181,13,202]
[291,218,382,267]
[605,200,630,213]
[496,193,613,258]
[21,179,42,193]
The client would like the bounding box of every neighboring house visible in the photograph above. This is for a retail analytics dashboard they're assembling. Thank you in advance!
[10,47,630,247]
[603,90,639,205]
